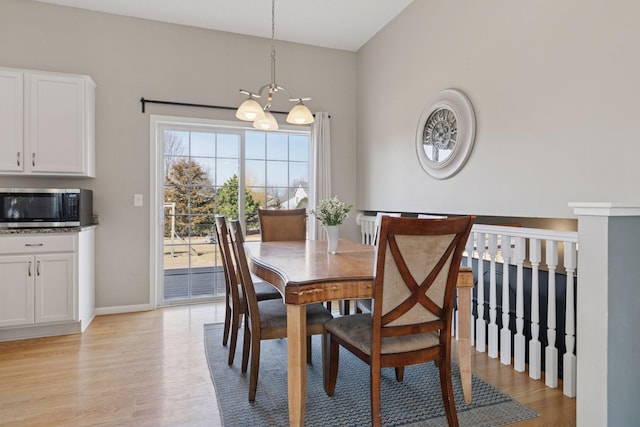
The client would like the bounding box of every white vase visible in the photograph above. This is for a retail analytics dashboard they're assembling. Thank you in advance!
[324,225,339,254]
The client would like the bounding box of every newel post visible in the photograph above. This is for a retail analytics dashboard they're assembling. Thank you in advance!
[570,202,640,427]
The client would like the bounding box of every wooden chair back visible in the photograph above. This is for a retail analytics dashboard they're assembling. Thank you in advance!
[372,216,474,357]
[373,216,474,344]
[215,215,241,311]
[258,208,307,242]
[227,219,261,335]
[214,215,245,364]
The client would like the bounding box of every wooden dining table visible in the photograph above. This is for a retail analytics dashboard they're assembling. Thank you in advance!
[245,238,473,427]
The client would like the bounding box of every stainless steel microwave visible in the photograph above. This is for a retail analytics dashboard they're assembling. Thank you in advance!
[0,188,93,228]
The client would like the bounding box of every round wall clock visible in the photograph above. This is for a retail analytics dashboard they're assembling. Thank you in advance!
[416,89,476,179]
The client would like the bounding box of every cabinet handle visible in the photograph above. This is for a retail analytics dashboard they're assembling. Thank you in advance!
[36,261,41,276]
[17,152,21,167]
[28,261,32,277]
[32,152,36,167]
[25,243,44,247]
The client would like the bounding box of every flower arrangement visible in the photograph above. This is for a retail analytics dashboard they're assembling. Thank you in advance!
[309,196,353,226]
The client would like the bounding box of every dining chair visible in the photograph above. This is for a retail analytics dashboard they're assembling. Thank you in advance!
[258,208,307,241]
[324,215,475,427]
[228,219,334,402]
[214,215,281,366]
[257,208,338,312]
[355,212,402,314]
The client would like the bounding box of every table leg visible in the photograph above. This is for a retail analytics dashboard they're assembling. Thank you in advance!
[457,268,474,404]
[287,304,306,427]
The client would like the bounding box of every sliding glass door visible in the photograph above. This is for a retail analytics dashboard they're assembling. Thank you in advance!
[154,118,310,306]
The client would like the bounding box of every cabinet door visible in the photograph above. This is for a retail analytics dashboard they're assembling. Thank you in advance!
[0,255,34,327]
[26,73,87,174]
[34,253,74,324]
[0,70,24,172]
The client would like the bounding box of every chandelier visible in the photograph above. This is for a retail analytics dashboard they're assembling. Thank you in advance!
[235,0,314,131]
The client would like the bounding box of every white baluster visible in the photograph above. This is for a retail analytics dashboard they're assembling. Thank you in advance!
[365,220,374,245]
[513,237,526,372]
[465,234,475,347]
[488,234,499,358]
[563,241,577,397]
[475,233,486,353]
[361,222,367,244]
[453,288,458,338]
[500,234,512,366]
[545,240,559,388]
[529,238,542,379]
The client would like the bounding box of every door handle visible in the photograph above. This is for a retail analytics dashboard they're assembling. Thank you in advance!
[17,152,21,167]
[25,243,44,247]
[28,261,32,277]
[36,260,41,276]
[32,152,36,167]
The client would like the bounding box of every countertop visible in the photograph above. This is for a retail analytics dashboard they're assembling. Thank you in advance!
[0,225,97,235]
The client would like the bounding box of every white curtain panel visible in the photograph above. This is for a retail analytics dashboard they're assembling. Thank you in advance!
[309,112,331,239]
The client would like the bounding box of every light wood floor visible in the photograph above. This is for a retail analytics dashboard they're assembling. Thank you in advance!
[0,303,576,426]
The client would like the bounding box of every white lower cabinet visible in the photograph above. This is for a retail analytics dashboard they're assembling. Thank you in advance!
[0,255,34,327]
[0,253,73,327]
[34,253,74,324]
[0,229,95,340]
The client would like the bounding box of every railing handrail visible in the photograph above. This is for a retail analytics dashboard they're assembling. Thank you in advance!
[357,213,578,243]
[471,224,578,243]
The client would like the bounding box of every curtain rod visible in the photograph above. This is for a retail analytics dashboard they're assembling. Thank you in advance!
[140,97,323,117]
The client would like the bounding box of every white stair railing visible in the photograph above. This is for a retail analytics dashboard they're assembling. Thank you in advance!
[356,213,578,398]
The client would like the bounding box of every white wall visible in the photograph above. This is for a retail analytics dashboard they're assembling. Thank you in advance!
[357,0,640,219]
[0,0,357,310]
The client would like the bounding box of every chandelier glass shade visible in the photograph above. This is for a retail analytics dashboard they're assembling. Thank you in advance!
[235,0,314,131]
[253,110,279,130]
[236,97,265,122]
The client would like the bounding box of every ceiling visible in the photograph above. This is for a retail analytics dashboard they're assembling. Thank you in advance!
[33,0,413,52]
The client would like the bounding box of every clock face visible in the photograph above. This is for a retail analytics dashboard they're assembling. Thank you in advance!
[422,108,458,163]
[415,89,475,179]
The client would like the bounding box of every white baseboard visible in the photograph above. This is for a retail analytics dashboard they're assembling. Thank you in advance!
[94,303,155,316]
[0,322,81,342]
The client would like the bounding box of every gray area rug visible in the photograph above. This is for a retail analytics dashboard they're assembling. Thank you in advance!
[204,323,538,426]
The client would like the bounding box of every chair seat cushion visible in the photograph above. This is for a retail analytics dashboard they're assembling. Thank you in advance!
[325,313,440,355]
[258,299,333,331]
[254,280,282,301]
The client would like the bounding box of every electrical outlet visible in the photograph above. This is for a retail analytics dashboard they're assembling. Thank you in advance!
[134,194,144,207]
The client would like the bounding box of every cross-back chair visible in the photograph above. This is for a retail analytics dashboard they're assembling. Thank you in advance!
[324,215,475,427]
[227,219,333,402]
[215,215,280,366]
[355,212,402,314]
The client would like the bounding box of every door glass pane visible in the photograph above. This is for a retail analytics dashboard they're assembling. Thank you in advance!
[267,133,288,160]
[246,131,266,159]
[266,160,288,187]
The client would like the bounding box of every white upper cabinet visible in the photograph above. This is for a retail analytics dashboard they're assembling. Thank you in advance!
[0,67,95,177]
[0,70,23,172]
